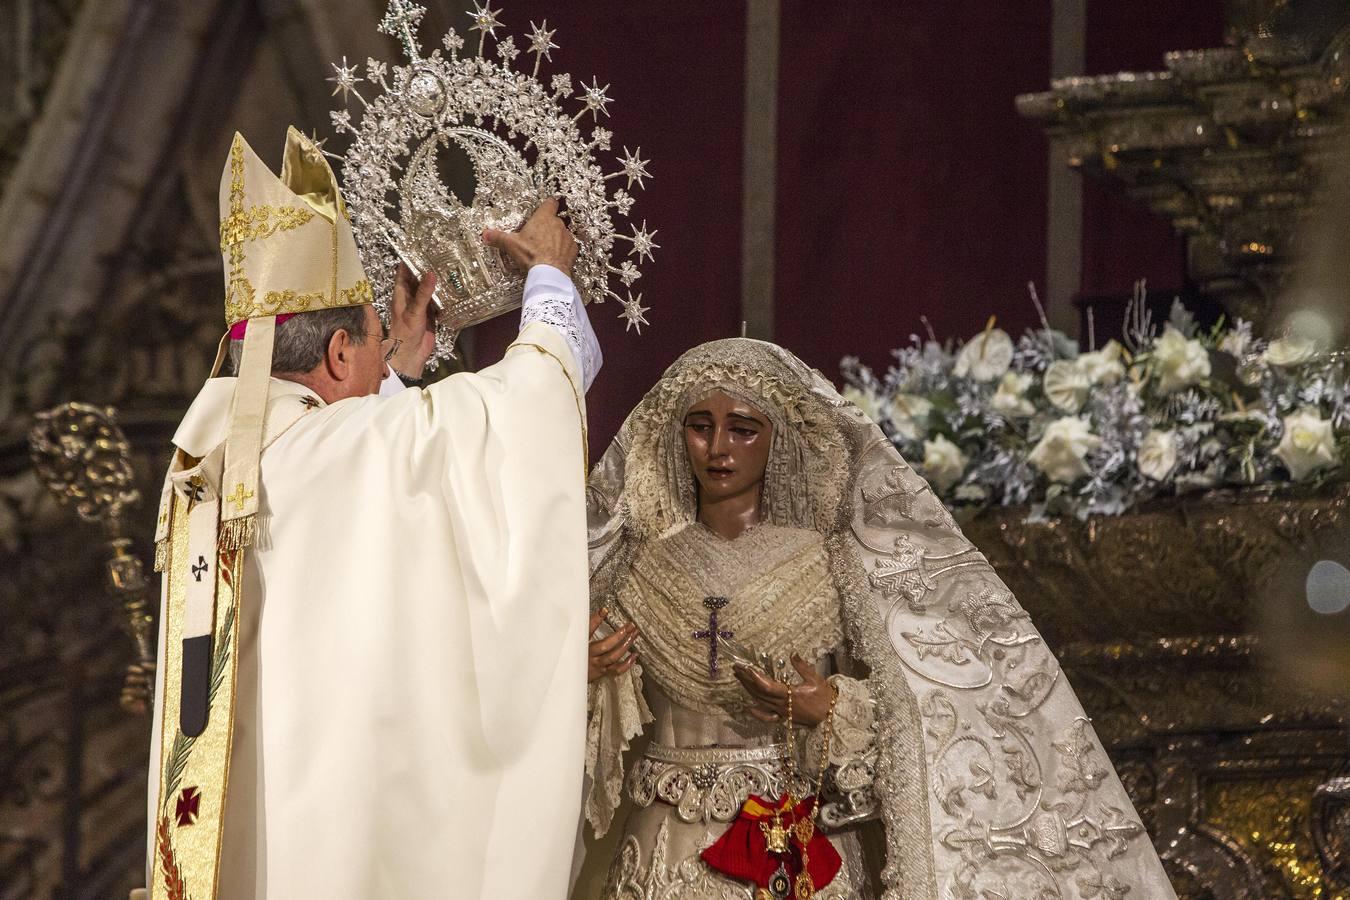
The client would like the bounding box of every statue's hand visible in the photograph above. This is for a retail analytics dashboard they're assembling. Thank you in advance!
[588,609,639,683]
[734,655,832,727]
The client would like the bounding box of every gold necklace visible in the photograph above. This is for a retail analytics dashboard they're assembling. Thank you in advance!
[757,677,839,900]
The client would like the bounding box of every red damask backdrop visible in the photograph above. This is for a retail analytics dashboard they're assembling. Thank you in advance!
[474,1,1225,459]
[1080,1,1225,301]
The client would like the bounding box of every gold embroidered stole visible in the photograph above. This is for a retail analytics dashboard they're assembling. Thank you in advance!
[151,492,245,899]
[148,381,315,899]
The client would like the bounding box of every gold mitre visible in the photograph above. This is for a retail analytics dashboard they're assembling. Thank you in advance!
[219,126,372,327]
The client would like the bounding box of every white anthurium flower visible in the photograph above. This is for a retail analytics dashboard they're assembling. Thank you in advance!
[922,435,969,493]
[1218,329,1251,358]
[1076,340,1126,385]
[1028,416,1102,483]
[954,483,989,503]
[990,371,1036,419]
[887,393,933,441]
[1137,429,1179,481]
[1042,359,1091,413]
[953,328,1014,383]
[1152,326,1211,394]
[1262,335,1318,368]
[842,385,884,425]
[1275,408,1339,480]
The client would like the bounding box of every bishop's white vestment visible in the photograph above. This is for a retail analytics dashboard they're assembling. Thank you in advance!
[145,266,595,899]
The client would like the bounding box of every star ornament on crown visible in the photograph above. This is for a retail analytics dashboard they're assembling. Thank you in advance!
[328,0,656,362]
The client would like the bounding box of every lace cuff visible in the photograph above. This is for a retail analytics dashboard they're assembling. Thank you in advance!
[802,675,882,828]
[805,674,878,770]
[519,265,602,391]
[583,659,652,838]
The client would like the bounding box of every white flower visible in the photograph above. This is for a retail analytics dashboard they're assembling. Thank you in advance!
[1152,326,1211,394]
[1237,360,1265,386]
[1263,335,1318,368]
[1275,409,1339,480]
[953,329,1013,383]
[990,372,1036,419]
[887,393,933,441]
[1076,340,1126,385]
[1028,416,1101,483]
[1219,330,1251,358]
[954,483,989,502]
[922,435,969,493]
[1137,429,1179,481]
[842,386,884,425]
[1043,359,1091,413]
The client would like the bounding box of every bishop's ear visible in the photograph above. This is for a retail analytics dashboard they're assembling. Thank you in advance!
[325,327,355,381]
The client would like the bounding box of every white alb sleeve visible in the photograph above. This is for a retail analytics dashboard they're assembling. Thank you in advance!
[519,264,602,392]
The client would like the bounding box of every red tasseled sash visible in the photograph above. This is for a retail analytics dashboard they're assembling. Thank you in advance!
[700,794,841,890]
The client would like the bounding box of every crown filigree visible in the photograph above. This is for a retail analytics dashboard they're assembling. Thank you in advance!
[328,0,656,362]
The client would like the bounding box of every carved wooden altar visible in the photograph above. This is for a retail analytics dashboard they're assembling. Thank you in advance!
[964,487,1350,899]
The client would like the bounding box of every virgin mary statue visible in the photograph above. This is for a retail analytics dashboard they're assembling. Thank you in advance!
[579,338,1176,900]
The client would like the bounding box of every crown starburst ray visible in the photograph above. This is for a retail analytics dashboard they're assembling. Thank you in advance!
[617,221,659,264]
[575,77,612,122]
[607,146,650,190]
[619,292,650,333]
[332,1,656,363]
[328,56,366,106]
[527,20,558,77]
[468,0,505,57]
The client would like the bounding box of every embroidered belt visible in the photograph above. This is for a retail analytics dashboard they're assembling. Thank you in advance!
[631,743,788,824]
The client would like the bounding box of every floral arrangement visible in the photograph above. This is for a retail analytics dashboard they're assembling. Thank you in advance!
[840,283,1350,520]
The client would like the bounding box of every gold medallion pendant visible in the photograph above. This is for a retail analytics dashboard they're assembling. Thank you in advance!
[761,815,792,854]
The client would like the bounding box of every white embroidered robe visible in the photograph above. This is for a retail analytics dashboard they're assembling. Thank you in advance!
[144,321,588,898]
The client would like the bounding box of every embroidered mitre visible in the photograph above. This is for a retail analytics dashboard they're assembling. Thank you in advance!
[220,126,371,325]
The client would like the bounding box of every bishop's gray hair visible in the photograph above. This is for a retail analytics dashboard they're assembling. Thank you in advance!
[225,306,369,375]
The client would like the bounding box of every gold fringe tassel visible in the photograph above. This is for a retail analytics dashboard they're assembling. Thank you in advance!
[154,538,170,573]
[220,515,256,551]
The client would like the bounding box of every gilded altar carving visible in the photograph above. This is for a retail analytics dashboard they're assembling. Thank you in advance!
[962,485,1350,899]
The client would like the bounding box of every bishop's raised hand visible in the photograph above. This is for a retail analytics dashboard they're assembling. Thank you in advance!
[483,198,578,278]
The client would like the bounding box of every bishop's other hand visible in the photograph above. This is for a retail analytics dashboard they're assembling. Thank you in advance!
[387,263,438,378]
[483,198,578,279]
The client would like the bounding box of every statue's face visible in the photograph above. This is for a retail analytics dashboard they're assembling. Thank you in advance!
[682,390,773,506]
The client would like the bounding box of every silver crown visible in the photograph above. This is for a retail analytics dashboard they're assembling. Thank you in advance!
[328,0,656,361]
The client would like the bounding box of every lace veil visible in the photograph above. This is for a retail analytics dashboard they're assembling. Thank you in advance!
[586,339,1176,900]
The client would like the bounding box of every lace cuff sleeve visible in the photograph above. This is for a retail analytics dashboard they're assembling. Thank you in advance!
[583,659,652,838]
[804,674,882,829]
[519,265,603,392]
[806,674,878,769]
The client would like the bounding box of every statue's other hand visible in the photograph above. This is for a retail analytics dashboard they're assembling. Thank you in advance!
[588,609,638,683]
[734,654,832,727]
